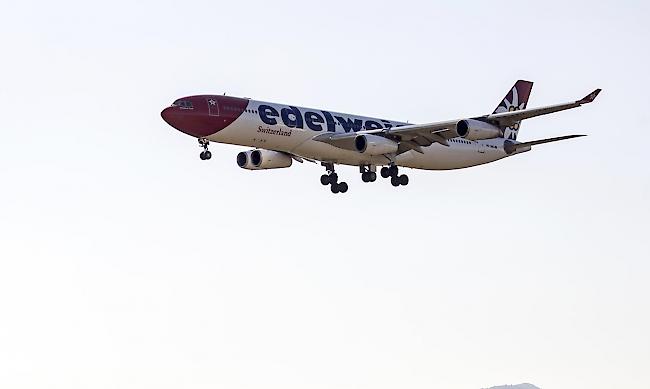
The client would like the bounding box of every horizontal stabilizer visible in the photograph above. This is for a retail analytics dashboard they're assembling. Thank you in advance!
[504,134,586,154]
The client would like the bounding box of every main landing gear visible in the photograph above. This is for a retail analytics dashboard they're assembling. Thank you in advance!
[380,164,409,187]
[320,163,348,194]
[199,138,212,160]
[360,165,377,183]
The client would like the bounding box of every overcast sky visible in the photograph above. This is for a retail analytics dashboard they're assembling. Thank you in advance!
[1,1,649,388]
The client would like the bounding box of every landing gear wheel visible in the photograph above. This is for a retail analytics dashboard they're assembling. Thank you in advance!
[380,167,390,178]
[198,138,211,160]
[321,174,331,186]
[399,174,409,186]
[388,165,398,177]
[391,176,401,187]
[369,172,377,182]
[322,163,346,193]
[362,172,370,182]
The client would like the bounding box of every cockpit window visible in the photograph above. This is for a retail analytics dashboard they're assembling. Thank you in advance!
[173,100,194,109]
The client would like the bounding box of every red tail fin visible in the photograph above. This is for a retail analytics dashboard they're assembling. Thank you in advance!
[494,80,534,140]
[494,80,533,114]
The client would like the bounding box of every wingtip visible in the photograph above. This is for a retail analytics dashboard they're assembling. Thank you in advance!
[579,88,602,104]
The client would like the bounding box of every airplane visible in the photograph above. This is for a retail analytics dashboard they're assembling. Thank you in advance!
[161,80,600,194]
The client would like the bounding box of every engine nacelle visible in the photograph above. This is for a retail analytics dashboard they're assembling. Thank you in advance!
[237,149,292,170]
[237,150,255,169]
[354,134,399,156]
[456,119,502,140]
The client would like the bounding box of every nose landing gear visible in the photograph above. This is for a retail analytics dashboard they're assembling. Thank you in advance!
[320,163,348,194]
[199,138,211,160]
[380,165,409,187]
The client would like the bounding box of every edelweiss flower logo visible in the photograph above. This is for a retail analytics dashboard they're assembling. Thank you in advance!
[496,86,527,113]
[496,86,526,139]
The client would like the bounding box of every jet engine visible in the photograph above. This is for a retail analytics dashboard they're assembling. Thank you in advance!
[456,119,501,140]
[354,134,399,155]
[237,149,292,170]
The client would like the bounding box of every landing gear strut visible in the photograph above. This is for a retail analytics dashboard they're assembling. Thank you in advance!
[360,165,377,183]
[199,138,212,160]
[320,163,348,194]
[380,164,409,187]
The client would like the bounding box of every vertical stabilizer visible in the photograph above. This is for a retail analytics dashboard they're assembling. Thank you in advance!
[494,80,533,140]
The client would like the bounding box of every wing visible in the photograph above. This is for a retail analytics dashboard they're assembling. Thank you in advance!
[314,88,601,153]
[313,119,458,154]
[484,89,601,128]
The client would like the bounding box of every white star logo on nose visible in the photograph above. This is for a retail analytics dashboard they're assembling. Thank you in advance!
[208,99,216,105]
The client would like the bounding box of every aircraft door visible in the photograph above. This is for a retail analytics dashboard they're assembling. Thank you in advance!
[207,97,220,116]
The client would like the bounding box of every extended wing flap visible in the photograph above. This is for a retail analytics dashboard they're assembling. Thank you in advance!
[387,121,458,143]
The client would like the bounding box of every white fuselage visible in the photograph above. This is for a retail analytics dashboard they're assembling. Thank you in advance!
[206,99,510,170]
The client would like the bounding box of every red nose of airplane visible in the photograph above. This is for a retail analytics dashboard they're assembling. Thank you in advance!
[160,105,206,137]
[160,100,221,138]
[162,96,248,138]
[161,106,177,129]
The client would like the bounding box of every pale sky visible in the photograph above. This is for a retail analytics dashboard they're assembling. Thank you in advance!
[1,1,649,388]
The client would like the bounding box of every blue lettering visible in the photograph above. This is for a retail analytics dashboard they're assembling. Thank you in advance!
[259,105,279,125]
[365,120,383,130]
[281,106,304,129]
[258,105,395,134]
[304,111,324,131]
[322,111,336,132]
[335,116,363,133]
[381,120,393,130]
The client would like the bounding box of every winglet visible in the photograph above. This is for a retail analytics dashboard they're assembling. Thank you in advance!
[578,89,602,104]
